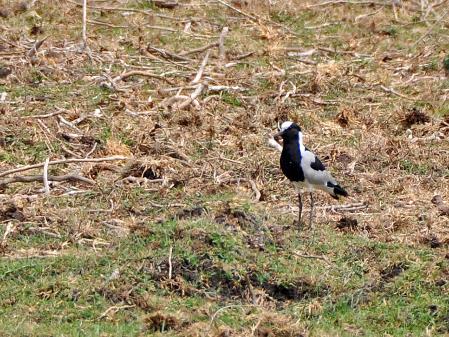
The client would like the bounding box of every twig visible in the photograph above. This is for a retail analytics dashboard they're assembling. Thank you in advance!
[248,179,261,201]
[355,8,382,22]
[159,85,246,94]
[231,51,255,61]
[145,25,177,32]
[27,36,48,58]
[206,305,256,337]
[192,51,210,84]
[177,83,207,109]
[293,251,331,264]
[99,305,135,320]
[85,142,97,158]
[179,42,218,56]
[87,19,127,29]
[82,0,88,48]
[118,177,164,185]
[304,22,339,29]
[218,26,229,62]
[147,45,191,62]
[306,0,390,8]
[0,174,96,187]
[21,110,64,119]
[168,245,173,280]
[113,70,174,85]
[161,94,199,109]
[43,158,50,194]
[0,156,128,178]
[379,85,416,101]
[317,202,368,212]
[58,115,81,131]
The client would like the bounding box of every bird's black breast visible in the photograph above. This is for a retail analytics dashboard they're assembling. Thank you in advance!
[280,142,304,182]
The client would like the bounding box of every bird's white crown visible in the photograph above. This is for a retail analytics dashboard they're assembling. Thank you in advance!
[279,121,293,132]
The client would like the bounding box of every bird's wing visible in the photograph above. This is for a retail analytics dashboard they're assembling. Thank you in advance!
[301,149,336,186]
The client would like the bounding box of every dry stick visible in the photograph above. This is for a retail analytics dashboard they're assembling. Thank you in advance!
[206,305,256,337]
[248,179,261,202]
[179,42,218,56]
[379,85,416,101]
[0,174,96,187]
[82,0,88,49]
[218,26,229,62]
[168,245,173,280]
[85,142,97,158]
[192,51,210,84]
[306,0,390,8]
[114,70,174,84]
[293,251,331,264]
[147,45,191,62]
[27,36,48,58]
[0,156,128,178]
[231,51,255,61]
[354,8,382,22]
[177,83,206,109]
[99,305,135,320]
[43,158,50,194]
[21,110,64,119]
[87,19,127,29]
[159,85,246,94]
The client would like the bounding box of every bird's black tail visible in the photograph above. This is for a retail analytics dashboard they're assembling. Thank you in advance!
[327,182,348,199]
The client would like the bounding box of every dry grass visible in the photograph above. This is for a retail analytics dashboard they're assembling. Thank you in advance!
[1,0,449,336]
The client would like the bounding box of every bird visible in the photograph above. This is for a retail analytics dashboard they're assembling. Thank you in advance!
[273,121,348,228]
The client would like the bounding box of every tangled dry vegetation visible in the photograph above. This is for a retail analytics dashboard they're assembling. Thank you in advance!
[1,0,449,336]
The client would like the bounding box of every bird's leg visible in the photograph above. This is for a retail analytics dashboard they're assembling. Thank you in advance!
[297,192,303,227]
[309,192,314,229]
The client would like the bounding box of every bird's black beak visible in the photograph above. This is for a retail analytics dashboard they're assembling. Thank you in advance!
[273,130,284,140]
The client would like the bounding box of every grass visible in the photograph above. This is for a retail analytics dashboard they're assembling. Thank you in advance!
[1,220,448,336]
[1,0,449,336]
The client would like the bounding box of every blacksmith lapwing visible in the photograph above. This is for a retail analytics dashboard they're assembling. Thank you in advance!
[273,121,348,227]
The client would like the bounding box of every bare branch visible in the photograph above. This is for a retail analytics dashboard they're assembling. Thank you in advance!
[218,26,229,62]
[0,174,96,188]
[179,42,218,56]
[192,51,210,84]
[147,45,191,62]
[0,156,128,178]
[113,70,174,85]
[82,0,87,48]
[43,158,50,194]
[27,36,48,58]
[168,245,173,280]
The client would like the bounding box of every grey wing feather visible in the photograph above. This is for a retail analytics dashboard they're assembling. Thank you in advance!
[301,150,337,186]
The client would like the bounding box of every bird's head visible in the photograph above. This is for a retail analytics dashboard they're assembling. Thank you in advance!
[273,121,302,141]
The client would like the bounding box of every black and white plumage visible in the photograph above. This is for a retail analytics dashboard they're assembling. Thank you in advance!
[274,121,348,227]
